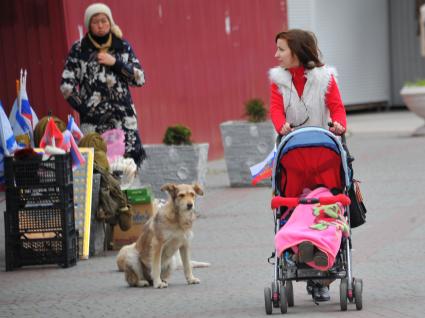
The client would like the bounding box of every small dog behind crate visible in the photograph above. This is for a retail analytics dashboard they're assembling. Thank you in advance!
[120,183,207,288]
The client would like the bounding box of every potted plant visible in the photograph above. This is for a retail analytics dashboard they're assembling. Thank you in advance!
[400,80,425,136]
[220,98,276,187]
[163,124,193,145]
[138,124,209,199]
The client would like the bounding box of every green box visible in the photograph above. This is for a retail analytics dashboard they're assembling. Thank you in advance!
[125,187,154,204]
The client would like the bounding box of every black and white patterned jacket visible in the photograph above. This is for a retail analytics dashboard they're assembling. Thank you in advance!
[60,33,146,166]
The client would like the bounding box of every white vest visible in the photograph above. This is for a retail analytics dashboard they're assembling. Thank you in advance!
[269,66,334,129]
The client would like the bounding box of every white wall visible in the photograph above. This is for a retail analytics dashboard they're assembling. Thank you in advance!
[287,0,390,106]
[390,0,425,105]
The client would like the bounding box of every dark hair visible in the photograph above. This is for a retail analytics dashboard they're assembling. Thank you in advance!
[275,29,324,69]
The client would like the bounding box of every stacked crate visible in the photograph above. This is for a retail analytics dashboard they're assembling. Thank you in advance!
[3,153,77,271]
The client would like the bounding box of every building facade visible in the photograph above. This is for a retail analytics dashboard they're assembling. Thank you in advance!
[287,0,425,108]
[0,0,287,159]
[0,0,423,159]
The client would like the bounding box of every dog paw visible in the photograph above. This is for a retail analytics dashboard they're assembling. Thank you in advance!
[187,276,200,285]
[154,281,168,289]
[140,280,150,287]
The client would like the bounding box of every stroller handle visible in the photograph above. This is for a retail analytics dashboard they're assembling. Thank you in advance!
[328,121,347,143]
[271,194,351,209]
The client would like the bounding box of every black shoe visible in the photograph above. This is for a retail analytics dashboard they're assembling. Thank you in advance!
[313,285,330,302]
[298,241,314,263]
[313,250,328,267]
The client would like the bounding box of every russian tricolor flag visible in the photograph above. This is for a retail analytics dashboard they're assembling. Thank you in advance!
[249,146,276,186]
[62,129,85,170]
[9,69,38,147]
[67,114,84,143]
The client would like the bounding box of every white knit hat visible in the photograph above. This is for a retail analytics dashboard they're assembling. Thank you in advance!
[84,3,122,38]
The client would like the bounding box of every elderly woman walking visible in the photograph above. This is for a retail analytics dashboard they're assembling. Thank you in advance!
[60,2,146,167]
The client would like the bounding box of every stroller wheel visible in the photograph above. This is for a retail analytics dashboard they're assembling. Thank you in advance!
[279,284,288,314]
[264,287,273,315]
[272,282,280,308]
[354,278,363,310]
[286,281,294,307]
[340,278,348,311]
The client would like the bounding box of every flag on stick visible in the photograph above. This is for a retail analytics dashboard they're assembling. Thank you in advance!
[66,114,84,142]
[39,117,64,149]
[0,101,18,186]
[249,146,276,185]
[62,130,85,169]
[9,69,38,147]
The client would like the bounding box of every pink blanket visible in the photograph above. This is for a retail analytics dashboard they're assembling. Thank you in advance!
[274,187,347,271]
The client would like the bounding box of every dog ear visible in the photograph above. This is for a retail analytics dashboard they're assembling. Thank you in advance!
[161,183,177,197]
[192,183,204,196]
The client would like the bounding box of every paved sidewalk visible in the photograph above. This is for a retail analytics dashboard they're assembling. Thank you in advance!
[346,108,423,134]
[0,109,424,318]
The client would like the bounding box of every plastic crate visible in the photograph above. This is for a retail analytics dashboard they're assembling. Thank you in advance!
[5,154,72,188]
[4,153,77,270]
[5,186,75,234]
[4,211,78,270]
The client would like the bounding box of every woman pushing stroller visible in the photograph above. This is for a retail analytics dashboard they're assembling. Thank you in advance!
[269,29,347,302]
[270,29,346,140]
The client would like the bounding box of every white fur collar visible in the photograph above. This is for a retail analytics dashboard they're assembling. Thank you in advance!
[268,66,292,87]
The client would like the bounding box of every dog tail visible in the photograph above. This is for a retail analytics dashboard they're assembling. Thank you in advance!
[173,252,211,269]
[190,260,211,268]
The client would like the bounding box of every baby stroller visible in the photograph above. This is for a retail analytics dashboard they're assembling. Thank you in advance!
[264,127,363,314]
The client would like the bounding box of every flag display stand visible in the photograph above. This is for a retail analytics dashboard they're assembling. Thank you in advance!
[3,153,78,270]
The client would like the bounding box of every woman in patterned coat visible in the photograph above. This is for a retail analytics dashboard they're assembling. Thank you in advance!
[60,3,146,167]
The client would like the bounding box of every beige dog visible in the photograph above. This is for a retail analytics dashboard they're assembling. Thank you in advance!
[123,183,204,288]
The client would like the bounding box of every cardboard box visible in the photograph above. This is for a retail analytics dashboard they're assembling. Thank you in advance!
[112,201,154,250]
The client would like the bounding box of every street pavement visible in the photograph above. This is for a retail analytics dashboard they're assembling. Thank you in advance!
[0,109,424,318]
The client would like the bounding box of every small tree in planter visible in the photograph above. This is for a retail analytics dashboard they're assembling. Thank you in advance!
[163,125,192,145]
[400,79,425,136]
[220,98,276,187]
[139,124,209,199]
[245,98,267,123]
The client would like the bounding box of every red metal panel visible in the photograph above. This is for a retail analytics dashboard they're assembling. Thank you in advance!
[1,0,287,159]
[0,0,70,120]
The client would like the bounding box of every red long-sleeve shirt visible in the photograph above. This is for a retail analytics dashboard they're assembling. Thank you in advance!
[270,66,347,133]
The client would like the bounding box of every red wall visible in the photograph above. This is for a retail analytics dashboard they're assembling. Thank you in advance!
[0,0,287,159]
[0,0,70,120]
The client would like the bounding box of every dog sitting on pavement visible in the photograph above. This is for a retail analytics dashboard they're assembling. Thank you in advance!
[122,183,206,288]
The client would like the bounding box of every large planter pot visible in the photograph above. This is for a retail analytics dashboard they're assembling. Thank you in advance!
[138,143,209,199]
[220,120,276,187]
[400,86,425,136]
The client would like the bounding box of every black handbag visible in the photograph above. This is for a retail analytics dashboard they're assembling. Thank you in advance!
[348,179,367,228]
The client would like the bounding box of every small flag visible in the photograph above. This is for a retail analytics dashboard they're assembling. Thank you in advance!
[249,146,276,185]
[0,101,18,186]
[66,114,84,143]
[62,129,85,169]
[9,70,38,147]
[39,117,64,149]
